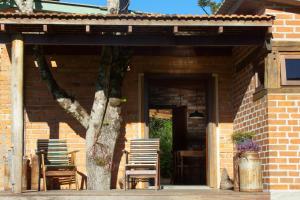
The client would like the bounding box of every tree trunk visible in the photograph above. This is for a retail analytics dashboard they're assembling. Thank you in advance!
[107,0,129,14]
[15,0,33,13]
[86,47,128,190]
[86,98,122,190]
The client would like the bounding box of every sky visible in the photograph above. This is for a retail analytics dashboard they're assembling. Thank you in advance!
[61,0,222,15]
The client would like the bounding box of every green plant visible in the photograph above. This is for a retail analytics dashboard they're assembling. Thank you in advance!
[198,0,222,14]
[149,117,173,178]
[232,132,255,144]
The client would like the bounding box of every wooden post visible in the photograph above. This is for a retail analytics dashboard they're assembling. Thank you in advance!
[207,74,219,189]
[3,155,11,191]
[11,34,24,193]
[22,157,28,191]
[31,155,39,191]
[265,51,280,89]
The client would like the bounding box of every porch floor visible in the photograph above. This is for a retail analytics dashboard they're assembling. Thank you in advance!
[0,189,270,200]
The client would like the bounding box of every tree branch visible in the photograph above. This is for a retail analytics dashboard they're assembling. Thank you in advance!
[14,0,33,13]
[33,46,90,129]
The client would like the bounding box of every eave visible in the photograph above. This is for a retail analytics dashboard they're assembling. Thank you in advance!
[0,13,274,47]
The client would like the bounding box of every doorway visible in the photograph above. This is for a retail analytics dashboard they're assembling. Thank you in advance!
[146,75,209,186]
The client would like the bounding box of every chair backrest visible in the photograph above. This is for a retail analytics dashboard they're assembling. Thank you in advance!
[128,138,160,165]
[37,139,69,166]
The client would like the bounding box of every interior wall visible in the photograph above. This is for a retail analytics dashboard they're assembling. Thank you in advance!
[148,79,207,147]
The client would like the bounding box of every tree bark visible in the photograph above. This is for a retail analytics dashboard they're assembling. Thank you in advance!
[107,0,129,14]
[86,98,122,190]
[15,0,33,13]
[86,47,113,190]
[86,47,129,190]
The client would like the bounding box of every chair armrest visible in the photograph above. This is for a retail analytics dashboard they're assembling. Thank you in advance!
[68,150,79,155]
[35,150,45,155]
[122,149,129,154]
[68,150,79,165]
[123,150,129,164]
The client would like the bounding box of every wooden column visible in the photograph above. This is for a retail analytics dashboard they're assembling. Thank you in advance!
[265,51,280,89]
[11,34,24,193]
[206,74,219,189]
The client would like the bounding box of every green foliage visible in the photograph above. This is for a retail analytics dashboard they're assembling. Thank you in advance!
[232,132,256,144]
[149,117,173,178]
[198,0,221,14]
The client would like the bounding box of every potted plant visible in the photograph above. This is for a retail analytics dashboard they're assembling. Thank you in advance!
[232,132,263,192]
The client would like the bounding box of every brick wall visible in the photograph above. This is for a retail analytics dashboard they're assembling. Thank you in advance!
[265,4,300,40]
[265,93,300,190]
[263,3,300,190]
[232,62,269,190]
[0,46,234,190]
[0,44,11,191]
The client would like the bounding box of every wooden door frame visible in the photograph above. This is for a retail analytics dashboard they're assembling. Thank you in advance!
[139,73,219,188]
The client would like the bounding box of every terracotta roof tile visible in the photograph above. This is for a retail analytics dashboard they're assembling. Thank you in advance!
[0,12,274,21]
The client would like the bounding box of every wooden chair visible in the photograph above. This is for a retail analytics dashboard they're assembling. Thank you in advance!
[123,138,160,190]
[36,139,79,191]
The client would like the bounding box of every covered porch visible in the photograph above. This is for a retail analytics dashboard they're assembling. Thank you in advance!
[0,12,273,193]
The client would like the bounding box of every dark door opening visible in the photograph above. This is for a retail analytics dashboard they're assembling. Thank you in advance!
[147,75,208,186]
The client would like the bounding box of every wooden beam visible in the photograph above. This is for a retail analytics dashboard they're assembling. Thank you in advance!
[0,33,266,46]
[0,17,273,27]
[271,40,300,51]
[11,34,24,193]
[235,46,267,72]
[85,25,90,33]
[265,51,280,89]
[128,25,132,33]
[218,26,224,34]
[173,26,178,33]
[0,24,5,32]
[43,25,48,33]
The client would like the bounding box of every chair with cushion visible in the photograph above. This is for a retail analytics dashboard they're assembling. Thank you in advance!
[36,139,79,191]
[123,138,160,190]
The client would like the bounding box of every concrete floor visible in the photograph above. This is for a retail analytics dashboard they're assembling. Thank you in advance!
[0,189,270,200]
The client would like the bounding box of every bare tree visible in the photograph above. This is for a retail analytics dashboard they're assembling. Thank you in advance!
[25,0,131,191]
[34,46,130,190]
[14,0,33,13]
[107,0,129,14]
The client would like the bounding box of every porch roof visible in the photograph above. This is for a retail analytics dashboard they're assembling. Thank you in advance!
[0,12,274,46]
[0,12,274,26]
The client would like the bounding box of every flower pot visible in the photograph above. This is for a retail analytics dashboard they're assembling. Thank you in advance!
[238,151,263,192]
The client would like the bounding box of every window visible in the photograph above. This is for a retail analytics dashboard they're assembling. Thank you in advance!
[281,55,300,85]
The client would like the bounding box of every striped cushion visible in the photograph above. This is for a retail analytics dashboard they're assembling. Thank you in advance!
[37,139,70,166]
[128,139,160,165]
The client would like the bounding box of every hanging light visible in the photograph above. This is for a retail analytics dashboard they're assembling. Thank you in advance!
[189,110,205,119]
[189,89,205,119]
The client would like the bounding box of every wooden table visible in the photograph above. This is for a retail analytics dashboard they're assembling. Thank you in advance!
[175,150,204,183]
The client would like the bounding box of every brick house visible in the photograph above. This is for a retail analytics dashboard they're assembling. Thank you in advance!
[0,0,299,198]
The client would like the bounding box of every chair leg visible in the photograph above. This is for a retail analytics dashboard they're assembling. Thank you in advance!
[155,176,158,190]
[124,175,127,191]
[75,171,79,191]
[42,172,47,191]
